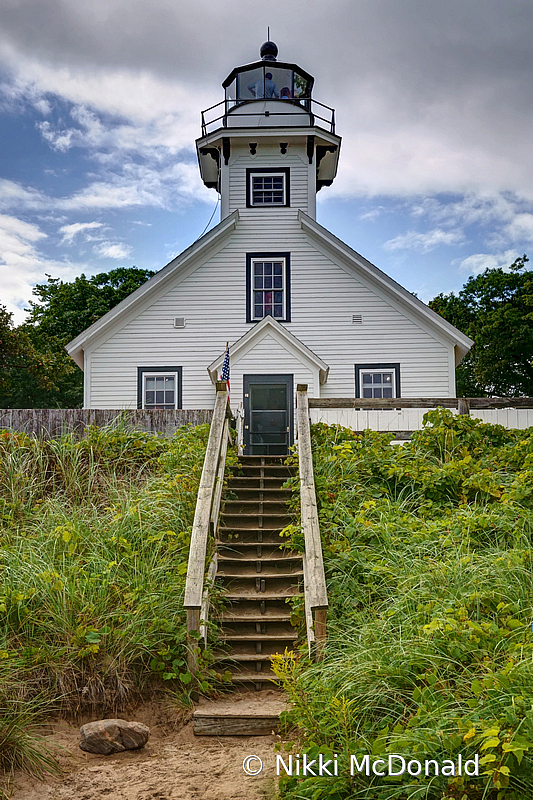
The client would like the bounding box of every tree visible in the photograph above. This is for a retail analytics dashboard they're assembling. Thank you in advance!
[3,267,155,408]
[0,305,58,407]
[429,255,533,396]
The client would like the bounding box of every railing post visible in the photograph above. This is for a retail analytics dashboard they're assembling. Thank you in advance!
[457,397,471,416]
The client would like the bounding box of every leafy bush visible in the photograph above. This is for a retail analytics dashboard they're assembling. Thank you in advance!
[275,413,533,800]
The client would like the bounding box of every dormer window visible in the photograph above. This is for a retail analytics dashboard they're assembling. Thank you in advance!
[246,168,290,207]
[246,252,291,322]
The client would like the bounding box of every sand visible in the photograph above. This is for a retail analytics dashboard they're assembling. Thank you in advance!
[10,698,281,800]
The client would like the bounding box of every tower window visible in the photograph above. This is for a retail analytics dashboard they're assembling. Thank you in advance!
[246,168,290,208]
[246,253,291,322]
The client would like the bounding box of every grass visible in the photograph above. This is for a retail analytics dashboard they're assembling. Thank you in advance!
[0,420,226,792]
[274,411,533,800]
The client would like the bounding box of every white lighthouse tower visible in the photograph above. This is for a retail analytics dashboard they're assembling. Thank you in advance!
[196,40,341,222]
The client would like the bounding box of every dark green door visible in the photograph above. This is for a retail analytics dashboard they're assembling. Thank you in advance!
[243,374,293,455]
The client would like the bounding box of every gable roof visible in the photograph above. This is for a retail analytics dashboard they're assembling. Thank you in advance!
[66,210,240,368]
[298,210,474,364]
[207,315,330,384]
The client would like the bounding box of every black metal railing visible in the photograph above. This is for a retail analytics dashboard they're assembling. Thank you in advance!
[200,97,335,136]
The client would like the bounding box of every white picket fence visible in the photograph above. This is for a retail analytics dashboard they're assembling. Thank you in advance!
[309,407,533,435]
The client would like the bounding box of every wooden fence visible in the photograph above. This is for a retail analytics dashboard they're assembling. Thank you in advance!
[0,408,213,438]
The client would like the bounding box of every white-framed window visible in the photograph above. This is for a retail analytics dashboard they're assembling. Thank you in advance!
[355,364,400,399]
[246,168,290,207]
[361,370,394,399]
[137,367,182,409]
[246,253,291,322]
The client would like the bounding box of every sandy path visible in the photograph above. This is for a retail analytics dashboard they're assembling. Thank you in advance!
[11,708,280,800]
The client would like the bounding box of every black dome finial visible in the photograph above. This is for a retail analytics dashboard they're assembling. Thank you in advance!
[260,40,278,61]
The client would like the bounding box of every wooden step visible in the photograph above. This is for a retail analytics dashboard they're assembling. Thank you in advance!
[220,512,292,522]
[219,620,295,635]
[193,692,287,736]
[217,542,298,557]
[218,530,291,543]
[214,652,277,662]
[223,590,301,600]
[217,566,303,578]
[217,553,300,563]
[220,610,292,622]
[228,673,278,684]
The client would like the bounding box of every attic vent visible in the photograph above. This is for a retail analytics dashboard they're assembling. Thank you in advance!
[352,314,363,324]
[173,317,186,328]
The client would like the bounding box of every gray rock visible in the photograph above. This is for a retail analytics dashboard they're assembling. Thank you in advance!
[79,718,150,754]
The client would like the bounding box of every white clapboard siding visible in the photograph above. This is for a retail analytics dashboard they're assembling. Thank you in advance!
[228,146,310,216]
[87,214,454,409]
[232,333,316,406]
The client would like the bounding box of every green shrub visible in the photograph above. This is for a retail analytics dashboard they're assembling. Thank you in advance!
[275,414,533,800]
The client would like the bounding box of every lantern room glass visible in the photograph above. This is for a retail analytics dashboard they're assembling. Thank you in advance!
[226,66,311,108]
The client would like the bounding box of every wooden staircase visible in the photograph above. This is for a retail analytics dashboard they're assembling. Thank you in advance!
[212,455,302,689]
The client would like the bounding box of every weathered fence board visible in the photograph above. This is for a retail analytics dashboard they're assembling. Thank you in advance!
[0,408,213,438]
[309,397,533,410]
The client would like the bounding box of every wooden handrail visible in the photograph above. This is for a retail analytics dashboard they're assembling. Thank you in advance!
[296,384,328,658]
[184,382,232,671]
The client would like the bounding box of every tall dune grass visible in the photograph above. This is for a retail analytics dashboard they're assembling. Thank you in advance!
[0,422,215,790]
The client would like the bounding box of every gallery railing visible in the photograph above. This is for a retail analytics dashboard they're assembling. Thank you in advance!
[200,97,336,136]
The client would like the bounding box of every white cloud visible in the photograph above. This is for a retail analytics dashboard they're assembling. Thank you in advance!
[0,179,45,211]
[458,250,522,275]
[506,213,533,242]
[0,214,88,324]
[384,228,465,253]
[93,241,131,259]
[59,220,103,244]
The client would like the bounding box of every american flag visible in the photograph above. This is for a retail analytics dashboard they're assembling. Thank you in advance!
[220,342,230,397]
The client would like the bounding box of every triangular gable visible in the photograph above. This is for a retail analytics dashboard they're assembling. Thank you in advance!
[298,210,474,364]
[207,315,330,384]
[66,210,240,368]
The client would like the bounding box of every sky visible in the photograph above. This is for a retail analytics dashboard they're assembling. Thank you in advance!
[1,0,533,325]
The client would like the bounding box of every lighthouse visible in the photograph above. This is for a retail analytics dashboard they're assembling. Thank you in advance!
[196,40,341,222]
[67,41,472,454]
